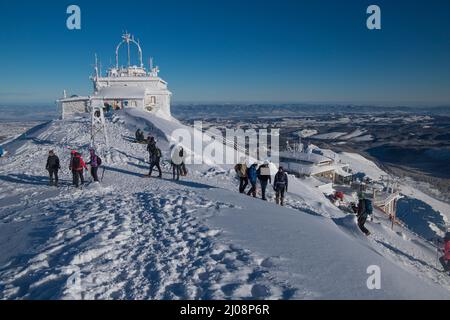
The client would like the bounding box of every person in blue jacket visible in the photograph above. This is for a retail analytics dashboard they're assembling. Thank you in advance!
[246,162,258,197]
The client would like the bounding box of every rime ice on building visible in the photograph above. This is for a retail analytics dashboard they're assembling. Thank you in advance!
[57,33,172,119]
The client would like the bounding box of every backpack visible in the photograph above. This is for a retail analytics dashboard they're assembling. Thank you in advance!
[97,156,102,166]
[364,199,373,215]
[155,148,162,158]
[259,166,271,177]
[248,166,257,183]
[72,157,81,170]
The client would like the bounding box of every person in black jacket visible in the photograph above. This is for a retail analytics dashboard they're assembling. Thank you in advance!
[274,166,288,206]
[148,141,162,178]
[147,136,156,153]
[356,194,371,236]
[46,150,60,186]
[135,129,145,142]
[257,161,272,201]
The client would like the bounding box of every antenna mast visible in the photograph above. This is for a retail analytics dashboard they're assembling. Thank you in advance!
[94,53,99,78]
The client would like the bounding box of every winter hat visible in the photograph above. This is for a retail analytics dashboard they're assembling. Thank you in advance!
[71,150,77,155]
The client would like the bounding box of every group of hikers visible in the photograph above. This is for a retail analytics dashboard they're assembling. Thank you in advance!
[234,160,289,206]
[45,148,102,188]
[137,130,187,181]
[233,158,374,235]
[42,127,372,236]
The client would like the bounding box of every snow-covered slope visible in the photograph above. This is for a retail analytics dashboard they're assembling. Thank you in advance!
[0,112,449,300]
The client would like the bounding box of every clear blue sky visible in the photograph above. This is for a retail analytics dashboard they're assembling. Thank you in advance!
[0,0,449,105]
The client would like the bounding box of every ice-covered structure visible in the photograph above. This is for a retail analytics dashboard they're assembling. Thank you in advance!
[57,33,172,119]
[279,149,352,183]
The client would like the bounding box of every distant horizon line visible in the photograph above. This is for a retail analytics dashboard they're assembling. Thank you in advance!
[1,101,450,109]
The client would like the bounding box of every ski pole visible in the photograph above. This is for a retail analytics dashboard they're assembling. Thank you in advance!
[100,166,106,182]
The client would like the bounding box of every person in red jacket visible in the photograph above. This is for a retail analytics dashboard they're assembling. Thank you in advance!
[70,151,88,187]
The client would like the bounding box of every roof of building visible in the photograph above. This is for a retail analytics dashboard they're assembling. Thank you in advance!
[279,151,333,165]
[279,161,338,176]
[57,96,90,103]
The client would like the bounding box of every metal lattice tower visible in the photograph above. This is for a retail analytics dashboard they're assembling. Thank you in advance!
[90,103,110,155]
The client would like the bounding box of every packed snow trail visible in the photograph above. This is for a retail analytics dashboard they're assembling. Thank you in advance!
[0,175,294,299]
[0,116,294,299]
[0,112,449,299]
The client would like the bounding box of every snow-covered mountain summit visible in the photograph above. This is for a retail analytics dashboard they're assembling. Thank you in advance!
[0,110,449,300]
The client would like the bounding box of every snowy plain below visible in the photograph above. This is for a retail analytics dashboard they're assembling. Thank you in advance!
[0,110,449,300]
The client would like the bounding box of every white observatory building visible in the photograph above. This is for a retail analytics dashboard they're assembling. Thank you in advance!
[57,33,172,119]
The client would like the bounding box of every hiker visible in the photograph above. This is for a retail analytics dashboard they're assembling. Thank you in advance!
[87,148,102,182]
[171,161,181,180]
[148,141,162,178]
[70,151,88,187]
[147,136,156,152]
[234,160,248,193]
[442,232,450,271]
[146,136,161,177]
[171,145,182,181]
[171,145,187,180]
[46,150,60,186]
[135,129,144,142]
[274,166,288,206]
[247,162,258,197]
[104,102,112,114]
[356,193,371,236]
[257,161,272,201]
[178,147,187,177]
